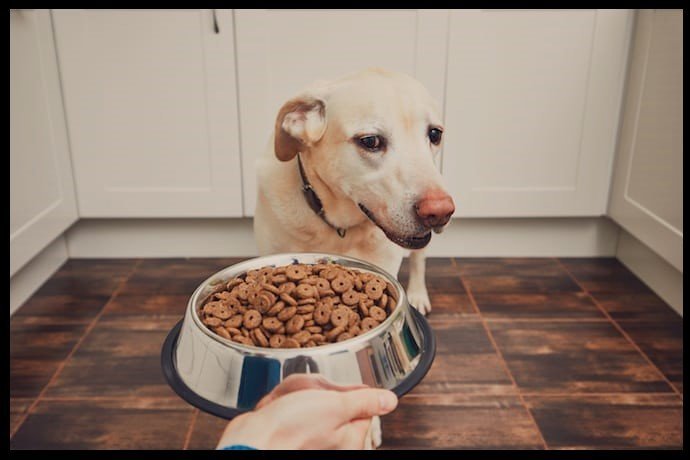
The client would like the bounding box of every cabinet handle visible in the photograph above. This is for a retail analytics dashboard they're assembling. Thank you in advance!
[212,9,219,34]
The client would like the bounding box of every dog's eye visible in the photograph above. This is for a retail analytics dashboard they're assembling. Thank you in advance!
[357,135,385,152]
[428,128,443,145]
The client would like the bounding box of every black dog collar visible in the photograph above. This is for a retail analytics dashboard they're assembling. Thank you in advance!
[297,153,347,238]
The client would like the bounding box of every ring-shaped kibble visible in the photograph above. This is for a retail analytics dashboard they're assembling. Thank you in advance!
[325,326,345,341]
[349,325,361,336]
[283,338,301,348]
[331,275,353,294]
[358,302,369,317]
[233,335,253,346]
[242,309,262,329]
[323,268,340,281]
[203,317,222,327]
[295,283,316,299]
[269,334,286,348]
[236,283,250,300]
[330,306,350,328]
[360,317,380,331]
[266,301,285,317]
[252,328,269,347]
[277,306,297,322]
[280,292,298,306]
[202,302,219,315]
[285,315,305,334]
[222,296,241,312]
[385,282,398,301]
[369,306,387,322]
[292,330,311,345]
[279,282,296,294]
[314,303,332,325]
[214,327,231,340]
[261,283,281,295]
[262,317,282,332]
[213,304,232,320]
[315,278,331,293]
[310,333,326,343]
[226,277,244,290]
[336,332,353,342]
[297,304,315,314]
[224,314,243,329]
[286,265,307,281]
[387,296,397,311]
[272,274,288,284]
[341,289,359,306]
[348,310,360,327]
[364,280,384,300]
[256,292,276,313]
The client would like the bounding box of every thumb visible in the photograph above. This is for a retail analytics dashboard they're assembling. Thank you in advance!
[337,388,398,422]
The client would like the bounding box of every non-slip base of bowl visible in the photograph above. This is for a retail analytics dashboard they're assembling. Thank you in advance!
[161,307,436,420]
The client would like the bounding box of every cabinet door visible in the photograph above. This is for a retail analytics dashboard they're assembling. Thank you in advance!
[52,9,242,217]
[443,10,633,216]
[10,10,78,276]
[608,10,683,271]
[235,9,449,216]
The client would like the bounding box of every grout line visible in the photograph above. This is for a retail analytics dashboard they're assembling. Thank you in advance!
[10,259,144,439]
[554,258,683,400]
[449,258,481,316]
[451,258,549,450]
[183,409,200,450]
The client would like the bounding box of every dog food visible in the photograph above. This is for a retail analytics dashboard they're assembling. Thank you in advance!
[198,263,398,348]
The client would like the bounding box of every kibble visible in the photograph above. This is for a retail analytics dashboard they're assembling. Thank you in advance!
[198,262,396,348]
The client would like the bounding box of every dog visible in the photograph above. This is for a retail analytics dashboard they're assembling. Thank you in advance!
[253,68,455,448]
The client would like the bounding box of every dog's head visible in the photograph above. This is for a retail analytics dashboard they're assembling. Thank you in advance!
[273,68,455,250]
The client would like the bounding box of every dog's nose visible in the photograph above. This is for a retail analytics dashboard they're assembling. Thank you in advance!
[415,190,455,229]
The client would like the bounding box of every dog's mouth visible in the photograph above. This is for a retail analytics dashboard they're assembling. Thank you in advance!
[358,204,432,250]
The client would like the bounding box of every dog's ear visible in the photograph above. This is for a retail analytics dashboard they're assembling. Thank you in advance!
[274,95,326,162]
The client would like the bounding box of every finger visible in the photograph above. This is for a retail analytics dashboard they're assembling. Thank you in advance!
[332,418,372,450]
[336,388,398,422]
[256,374,368,410]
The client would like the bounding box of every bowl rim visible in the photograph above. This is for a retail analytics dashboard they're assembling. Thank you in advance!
[187,252,409,356]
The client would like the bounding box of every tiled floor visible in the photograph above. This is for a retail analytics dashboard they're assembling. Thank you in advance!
[9,257,683,450]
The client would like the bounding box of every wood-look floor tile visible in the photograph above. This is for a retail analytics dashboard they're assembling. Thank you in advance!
[488,321,673,393]
[558,258,652,294]
[103,293,189,317]
[617,321,683,394]
[398,266,475,317]
[414,318,514,395]
[473,292,606,320]
[525,394,683,449]
[10,399,194,449]
[10,359,61,399]
[592,292,681,322]
[382,394,543,449]
[33,259,138,296]
[44,316,181,398]
[456,258,581,294]
[398,257,459,276]
[10,319,88,398]
[186,411,229,450]
[118,258,247,296]
[10,398,33,436]
[13,294,111,323]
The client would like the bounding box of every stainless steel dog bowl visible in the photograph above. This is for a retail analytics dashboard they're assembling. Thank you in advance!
[161,253,436,419]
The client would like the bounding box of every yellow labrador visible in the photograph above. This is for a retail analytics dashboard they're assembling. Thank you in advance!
[253,68,455,448]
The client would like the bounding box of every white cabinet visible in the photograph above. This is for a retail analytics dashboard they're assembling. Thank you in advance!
[442,9,633,217]
[10,10,78,276]
[608,10,683,272]
[234,9,449,216]
[52,9,243,217]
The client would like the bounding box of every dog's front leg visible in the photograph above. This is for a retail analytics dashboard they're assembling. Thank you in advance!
[406,248,431,315]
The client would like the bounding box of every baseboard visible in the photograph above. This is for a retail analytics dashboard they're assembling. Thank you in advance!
[10,235,69,316]
[64,217,621,258]
[616,229,683,316]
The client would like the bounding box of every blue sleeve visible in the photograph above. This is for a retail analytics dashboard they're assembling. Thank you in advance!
[219,444,258,450]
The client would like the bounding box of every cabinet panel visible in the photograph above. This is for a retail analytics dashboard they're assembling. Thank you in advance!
[10,10,78,276]
[52,9,242,217]
[443,10,633,216]
[608,10,683,271]
[235,9,448,216]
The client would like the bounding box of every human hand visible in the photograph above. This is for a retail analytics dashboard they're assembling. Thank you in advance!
[217,374,398,450]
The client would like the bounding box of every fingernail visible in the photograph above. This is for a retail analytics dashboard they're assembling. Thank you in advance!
[379,392,398,412]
